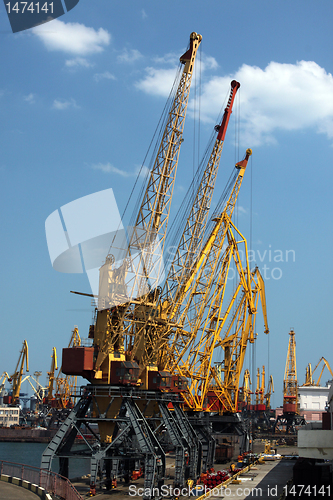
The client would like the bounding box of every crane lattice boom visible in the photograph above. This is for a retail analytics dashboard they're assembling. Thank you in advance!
[10,340,29,406]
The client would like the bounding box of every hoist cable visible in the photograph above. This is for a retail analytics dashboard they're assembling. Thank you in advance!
[198,43,202,167]
[250,153,253,257]
[267,333,270,400]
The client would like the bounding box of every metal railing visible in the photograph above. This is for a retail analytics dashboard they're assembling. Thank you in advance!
[0,460,83,500]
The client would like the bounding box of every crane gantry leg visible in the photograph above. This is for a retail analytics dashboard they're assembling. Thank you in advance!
[41,386,206,497]
[158,401,188,488]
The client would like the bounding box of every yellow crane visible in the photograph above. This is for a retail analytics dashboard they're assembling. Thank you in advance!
[304,364,312,386]
[238,369,252,408]
[0,372,10,404]
[189,266,268,413]
[255,368,261,405]
[244,369,252,405]
[159,148,268,413]
[274,329,306,433]
[259,366,265,405]
[47,347,58,401]
[84,32,203,388]
[239,366,269,410]
[10,340,29,406]
[302,357,333,387]
[283,329,298,413]
[265,375,274,409]
[55,327,80,408]
[0,372,9,390]
[20,375,46,409]
[164,150,255,376]
[62,40,257,420]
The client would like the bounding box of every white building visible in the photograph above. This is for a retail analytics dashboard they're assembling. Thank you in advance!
[298,382,333,460]
[298,383,331,421]
[0,406,20,427]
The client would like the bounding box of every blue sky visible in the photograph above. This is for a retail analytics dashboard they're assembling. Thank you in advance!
[0,1,332,407]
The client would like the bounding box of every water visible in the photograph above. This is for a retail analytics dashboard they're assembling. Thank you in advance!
[0,442,90,479]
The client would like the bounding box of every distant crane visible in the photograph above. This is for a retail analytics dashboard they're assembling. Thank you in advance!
[34,371,42,388]
[265,375,274,409]
[274,330,305,433]
[53,327,81,408]
[283,329,298,413]
[10,340,29,406]
[0,372,9,391]
[0,372,10,404]
[255,367,261,405]
[20,374,46,406]
[302,357,333,387]
[259,366,265,405]
[242,369,252,407]
[47,348,58,401]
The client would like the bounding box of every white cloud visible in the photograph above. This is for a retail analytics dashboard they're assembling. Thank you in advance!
[24,93,35,104]
[93,71,116,83]
[152,51,217,71]
[198,60,333,145]
[117,48,142,63]
[201,54,218,71]
[92,163,149,178]
[65,57,94,68]
[141,9,147,19]
[135,67,178,97]
[135,58,333,145]
[237,206,247,215]
[32,19,111,55]
[53,98,79,110]
[136,51,217,99]
[92,163,131,177]
[135,165,150,178]
[153,52,178,65]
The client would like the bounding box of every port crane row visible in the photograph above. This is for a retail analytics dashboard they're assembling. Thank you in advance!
[0,329,82,423]
[4,329,329,433]
[1,339,275,421]
[37,31,273,496]
[0,32,272,496]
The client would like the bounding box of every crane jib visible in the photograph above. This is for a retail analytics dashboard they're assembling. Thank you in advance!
[217,80,240,142]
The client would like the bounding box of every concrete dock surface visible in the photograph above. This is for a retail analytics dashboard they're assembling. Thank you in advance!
[70,458,295,499]
[212,459,294,499]
[0,443,298,499]
[0,480,41,499]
